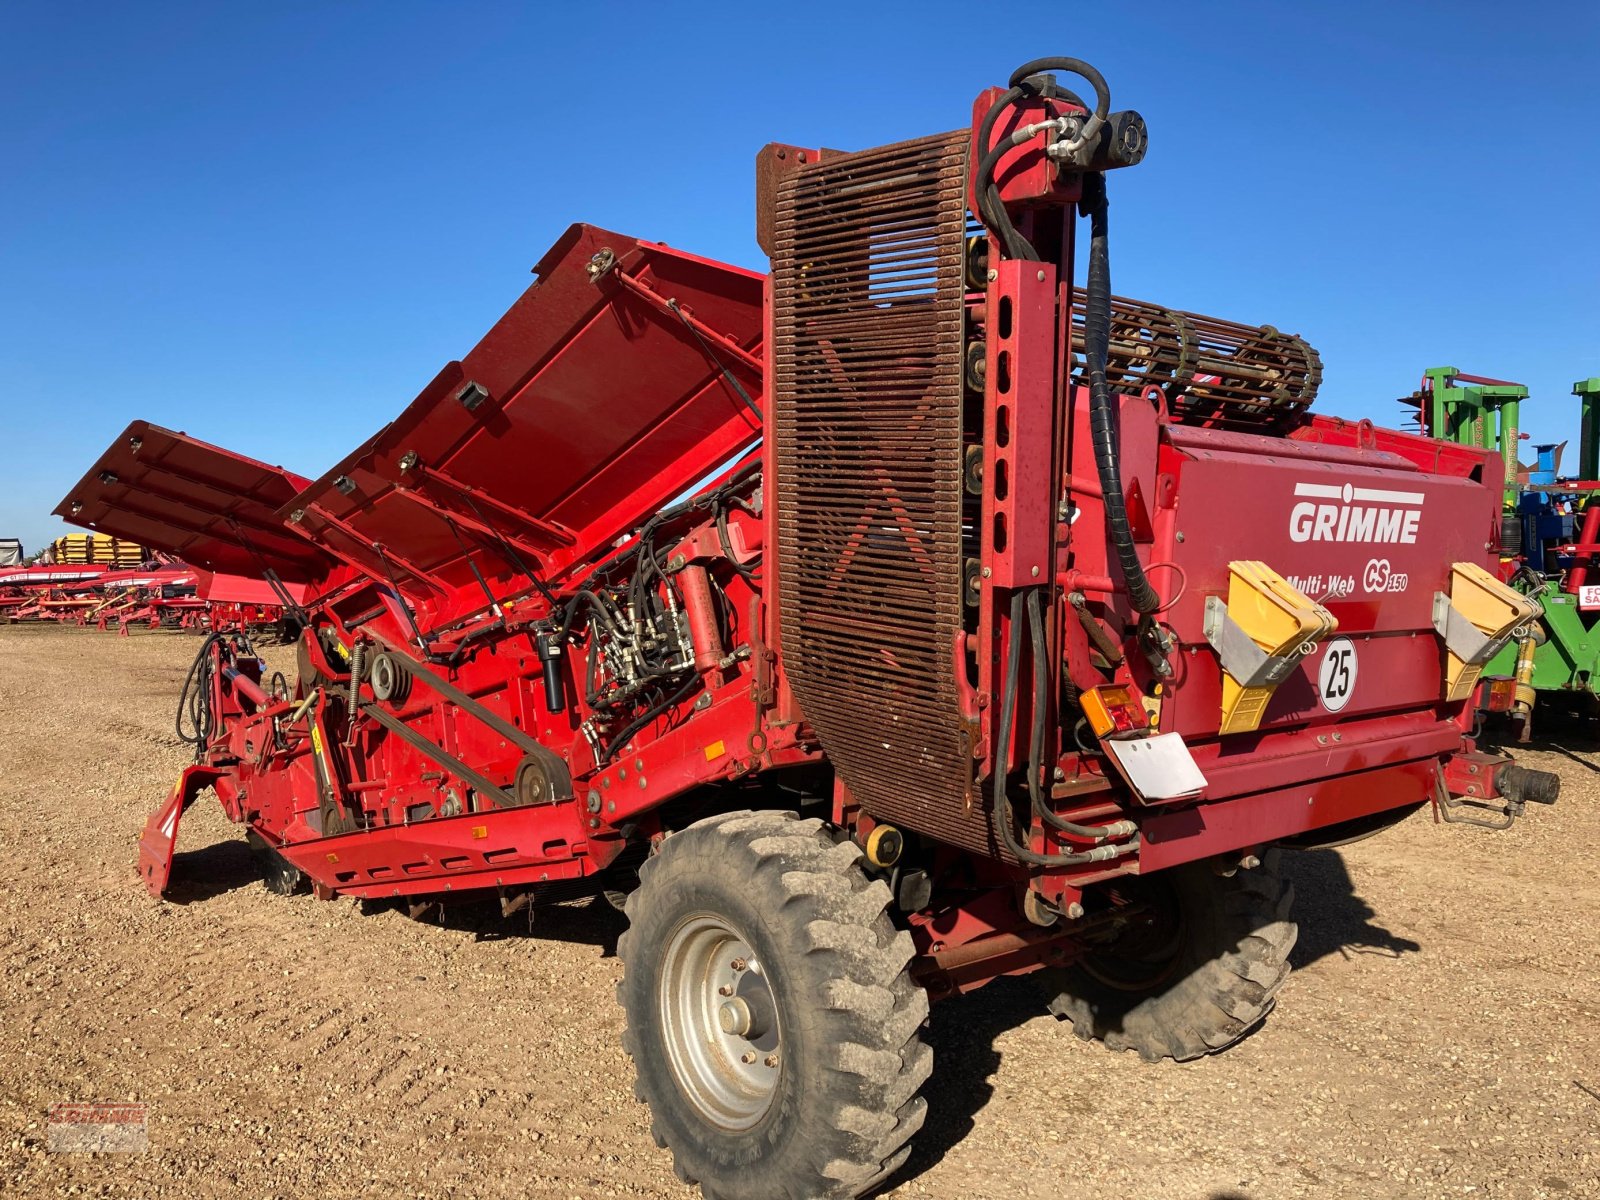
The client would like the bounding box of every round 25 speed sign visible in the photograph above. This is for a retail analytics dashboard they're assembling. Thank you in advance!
[1317,637,1358,713]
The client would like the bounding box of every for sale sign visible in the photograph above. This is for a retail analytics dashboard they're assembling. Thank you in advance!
[1579,585,1600,611]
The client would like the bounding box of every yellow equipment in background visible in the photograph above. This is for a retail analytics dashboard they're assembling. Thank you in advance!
[46,533,146,566]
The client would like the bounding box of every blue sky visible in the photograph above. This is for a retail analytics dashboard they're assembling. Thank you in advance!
[2,1,1596,554]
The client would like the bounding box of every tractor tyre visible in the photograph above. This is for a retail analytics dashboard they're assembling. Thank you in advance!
[1040,849,1296,1063]
[246,829,307,896]
[618,811,931,1200]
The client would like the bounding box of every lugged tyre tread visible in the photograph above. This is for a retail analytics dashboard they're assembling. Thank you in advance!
[619,811,930,1200]
[1043,850,1298,1063]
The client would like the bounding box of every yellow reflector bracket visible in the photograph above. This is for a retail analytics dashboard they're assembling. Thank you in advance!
[1204,561,1338,735]
[1433,562,1542,703]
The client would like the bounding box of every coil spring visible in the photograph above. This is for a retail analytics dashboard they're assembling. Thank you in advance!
[344,640,366,746]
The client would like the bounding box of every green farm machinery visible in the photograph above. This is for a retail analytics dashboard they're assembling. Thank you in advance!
[1399,366,1528,508]
[1402,370,1600,738]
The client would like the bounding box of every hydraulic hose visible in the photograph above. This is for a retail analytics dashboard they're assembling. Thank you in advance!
[975,57,1108,261]
[991,591,1059,864]
[716,501,760,584]
[1024,589,1138,841]
[990,590,1138,867]
[1007,55,1106,120]
[600,671,701,765]
[557,587,625,646]
[974,57,1158,615]
[176,632,225,759]
[1082,172,1160,615]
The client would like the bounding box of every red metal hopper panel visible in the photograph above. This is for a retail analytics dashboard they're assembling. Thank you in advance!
[54,422,333,584]
[1155,424,1501,738]
[198,571,311,607]
[280,224,764,599]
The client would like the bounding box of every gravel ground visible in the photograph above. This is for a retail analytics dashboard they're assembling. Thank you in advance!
[1,624,1596,1199]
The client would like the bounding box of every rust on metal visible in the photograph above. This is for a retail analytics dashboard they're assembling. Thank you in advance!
[770,130,988,851]
[1070,295,1323,430]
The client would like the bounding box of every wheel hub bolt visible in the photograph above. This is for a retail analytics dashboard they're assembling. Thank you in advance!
[730,957,748,971]
[717,984,734,997]
[718,998,753,1036]
[740,1052,757,1065]
[763,1054,779,1068]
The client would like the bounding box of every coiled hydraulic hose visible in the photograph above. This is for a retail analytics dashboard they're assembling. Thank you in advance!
[176,632,225,760]
[974,57,1108,261]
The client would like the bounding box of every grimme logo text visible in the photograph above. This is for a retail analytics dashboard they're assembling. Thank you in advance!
[1289,482,1424,544]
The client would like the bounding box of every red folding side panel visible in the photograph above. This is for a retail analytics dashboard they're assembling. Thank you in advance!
[54,422,334,585]
[278,223,765,612]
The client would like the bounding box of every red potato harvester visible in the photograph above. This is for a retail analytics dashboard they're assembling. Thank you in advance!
[57,55,1557,1200]
[0,563,111,621]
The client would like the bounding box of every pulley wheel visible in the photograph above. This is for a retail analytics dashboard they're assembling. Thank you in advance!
[369,651,412,705]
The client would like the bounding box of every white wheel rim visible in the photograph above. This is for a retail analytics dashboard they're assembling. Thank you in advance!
[658,912,782,1130]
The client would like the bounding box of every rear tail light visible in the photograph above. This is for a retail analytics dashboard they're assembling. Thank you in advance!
[1082,684,1151,739]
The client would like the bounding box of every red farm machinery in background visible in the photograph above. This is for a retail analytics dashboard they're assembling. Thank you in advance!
[60,56,1557,1200]
[8,442,307,637]
[0,562,112,620]
[77,563,201,632]
[0,557,297,636]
